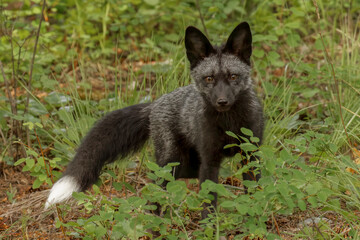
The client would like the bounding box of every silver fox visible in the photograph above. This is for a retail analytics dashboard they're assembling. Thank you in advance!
[45,22,264,219]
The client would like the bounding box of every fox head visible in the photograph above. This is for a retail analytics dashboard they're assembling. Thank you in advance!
[185,22,253,112]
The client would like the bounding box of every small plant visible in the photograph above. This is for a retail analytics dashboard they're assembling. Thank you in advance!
[6,183,17,204]
[14,122,62,189]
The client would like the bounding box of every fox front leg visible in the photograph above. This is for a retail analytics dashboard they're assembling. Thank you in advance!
[198,153,222,219]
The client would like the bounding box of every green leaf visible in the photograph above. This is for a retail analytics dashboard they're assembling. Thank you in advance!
[285,20,301,29]
[220,200,235,208]
[253,48,265,58]
[39,174,48,181]
[38,159,45,167]
[186,196,201,209]
[166,181,186,193]
[113,182,124,191]
[147,172,157,181]
[32,178,42,189]
[224,143,239,149]
[241,127,253,137]
[23,122,34,130]
[252,34,278,43]
[167,181,187,204]
[26,158,35,168]
[328,143,338,153]
[146,161,160,171]
[92,184,100,194]
[40,75,58,89]
[123,182,136,193]
[213,184,233,197]
[35,122,43,128]
[277,183,289,198]
[105,169,117,178]
[27,149,39,158]
[298,199,307,211]
[204,228,214,238]
[307,196,318,207]
[279,149,293,163]
[265,159,275,174]
[14,158,26,166]
[72,192,91,201]
[236,204,248,215]
[144,0,159,6]
[239,143,258,152]
[305,182,322,195]
[76,218,86,225]
[55,220,62,228]
[260,146,275,159]
[166,162,180,167]
[317,189,332,202]
[286,33,301,47]
[29,100,47,116]
[226,131,239,140]
[128,196,147,208]
[285,197,296,209]
[33,164,42,172]
[201,180,233,197]
[250,136,260,143]
[100,211,114,221]
[302,88,319,98]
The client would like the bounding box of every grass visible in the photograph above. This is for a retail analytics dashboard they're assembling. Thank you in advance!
[0,0,360,239]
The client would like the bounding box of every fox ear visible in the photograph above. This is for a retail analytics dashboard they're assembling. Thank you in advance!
[224,22,252,65]
[185,26,215,68]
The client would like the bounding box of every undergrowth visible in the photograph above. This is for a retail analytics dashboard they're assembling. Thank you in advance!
[0,0,359,239]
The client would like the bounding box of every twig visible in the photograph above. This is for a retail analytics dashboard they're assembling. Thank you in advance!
[312,0,352,147]
[0,126,7,146]
[0,61,16,116]
[9,27,21,158]
[0,60,14,157]
[272,212,281,236]
[309,210,327,240]
[9,26,33,158]
[34,128,54,183]
[195,0,209,38]
[24,0,47,147]
[9,23,17,115]
[10,24,17,111]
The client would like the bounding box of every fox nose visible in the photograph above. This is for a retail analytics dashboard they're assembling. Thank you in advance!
[217,98,228,106]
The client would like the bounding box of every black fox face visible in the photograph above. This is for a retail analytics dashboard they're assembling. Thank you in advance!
[185,22,253,112]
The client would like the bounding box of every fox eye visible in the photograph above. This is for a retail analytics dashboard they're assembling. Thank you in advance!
[230,74,238,81]
[204,76,214,83]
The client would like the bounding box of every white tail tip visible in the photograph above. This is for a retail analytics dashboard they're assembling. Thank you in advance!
[45,176,80,209]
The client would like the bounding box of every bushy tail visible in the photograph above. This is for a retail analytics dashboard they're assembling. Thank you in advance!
[45,103,151,208]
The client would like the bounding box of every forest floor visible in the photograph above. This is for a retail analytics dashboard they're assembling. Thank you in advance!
[0,162,357,239]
